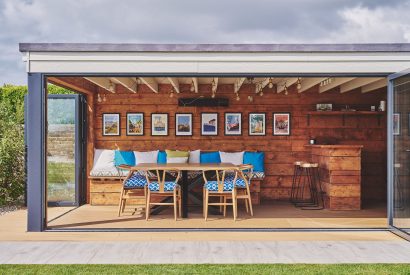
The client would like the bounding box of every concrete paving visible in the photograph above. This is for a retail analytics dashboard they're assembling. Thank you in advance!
[0,240,409,264]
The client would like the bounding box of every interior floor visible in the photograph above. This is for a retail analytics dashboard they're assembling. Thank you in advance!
[47,201,387,230]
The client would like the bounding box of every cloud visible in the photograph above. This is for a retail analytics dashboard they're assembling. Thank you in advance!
[0,0,409,84]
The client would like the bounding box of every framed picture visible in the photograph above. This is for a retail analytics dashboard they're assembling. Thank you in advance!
[249,113,266,136]
[151,113,168,136]
[225,112,242,136]
[126,113,144,136]
[201,113,218,136]
[273,112,291,136]
[102,113,120,136]
[393,113,400,136]
[175,113,193,136]
[316,103,333,111]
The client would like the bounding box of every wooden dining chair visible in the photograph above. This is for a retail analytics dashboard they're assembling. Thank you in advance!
[202,168,238,221]
[146,168,182,221]
[118,166,149,217]
[231,164,254,217]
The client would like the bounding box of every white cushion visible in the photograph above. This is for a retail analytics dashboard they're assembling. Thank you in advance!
[167,157,188,164]
[219,151,244,166]
[90,149,118,176]
[189,150,200,164]
[134,150,159,164]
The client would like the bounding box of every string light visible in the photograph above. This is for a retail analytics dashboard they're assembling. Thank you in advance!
[268,77,274,89]
[248,95,254,102]
[97,94,102,103]
[236,92,240,101]
[103,94,107,102]
[296,78,302,90]
[108,81,115,93]
[190,80,195,92]
[284,83,288,95]
[169,87,175,98]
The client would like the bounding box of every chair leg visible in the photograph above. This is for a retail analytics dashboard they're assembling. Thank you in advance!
[246,186,254,216]
[232,190,237,221]
[173,191,178,221]
[146,191,151,221]
[219,196,223,212]
[118,188,125,217]
[204,190,209,221]
[203,188,206,218]
[223,196,227,217]
[178,188,182,218]
[244,195,249,213]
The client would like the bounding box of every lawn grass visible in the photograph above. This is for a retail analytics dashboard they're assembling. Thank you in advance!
[0,264,410,275]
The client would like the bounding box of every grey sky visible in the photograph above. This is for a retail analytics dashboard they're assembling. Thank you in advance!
[1,0,410,84]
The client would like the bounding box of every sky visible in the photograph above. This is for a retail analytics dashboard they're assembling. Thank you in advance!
[1,0,410,85]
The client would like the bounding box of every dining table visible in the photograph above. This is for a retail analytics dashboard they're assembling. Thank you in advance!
[129,162,239,218]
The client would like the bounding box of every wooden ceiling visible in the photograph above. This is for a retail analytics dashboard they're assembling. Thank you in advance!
[79,76,387,95]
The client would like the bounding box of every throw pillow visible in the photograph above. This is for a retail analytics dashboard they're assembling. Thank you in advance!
[189,149,200,163]
[219,151,244,166]
[134,150,159,164]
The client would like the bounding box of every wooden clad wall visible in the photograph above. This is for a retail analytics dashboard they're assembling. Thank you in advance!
[91,82,387,205]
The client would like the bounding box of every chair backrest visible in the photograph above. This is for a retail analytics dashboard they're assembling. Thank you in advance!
[150,168,181,192]
[202,168,237,193]
[236,164,253,187]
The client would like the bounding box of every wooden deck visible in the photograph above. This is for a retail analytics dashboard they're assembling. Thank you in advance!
[47,201,387,230]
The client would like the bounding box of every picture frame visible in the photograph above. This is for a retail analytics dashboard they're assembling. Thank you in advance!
[225,112,242,136]
[249,113,266,136]
[393,113,400,136]
[102,113,120,136]
[175,113,193,136]
[126,113,144,136]
[201,112,218,136]
[273,112,291,136]
[151,113,169,136]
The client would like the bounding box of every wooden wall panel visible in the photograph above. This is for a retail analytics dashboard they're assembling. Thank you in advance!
[58,78,387,205]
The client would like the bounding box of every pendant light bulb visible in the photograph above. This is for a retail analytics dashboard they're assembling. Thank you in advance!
[296,78,302,90]
[190,80,195,92]
[109,81,115,92]
[103,94,107,102]
[97,94,102,103]
[268,78,274,89]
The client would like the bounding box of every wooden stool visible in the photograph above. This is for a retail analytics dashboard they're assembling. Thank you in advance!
[295,163,324,210]
[290,161,304,203]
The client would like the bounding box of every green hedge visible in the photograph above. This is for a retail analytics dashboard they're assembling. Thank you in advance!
[0,84,73,205]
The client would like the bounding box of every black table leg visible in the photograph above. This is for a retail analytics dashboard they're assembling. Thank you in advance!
[181,170,189,218]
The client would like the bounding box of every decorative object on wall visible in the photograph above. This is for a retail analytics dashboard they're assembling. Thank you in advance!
[151,113,169,136]
[273,112,291,136]
[249,113,266,136]
[175,113,193,136]
[225,112,242,136]
[126,113,144,136]
[201,113,218,136]
[316,103,333,111]
[102,113,120,136]
[393,113,400,135]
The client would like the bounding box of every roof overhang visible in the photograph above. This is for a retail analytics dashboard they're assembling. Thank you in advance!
[19,43,410,75]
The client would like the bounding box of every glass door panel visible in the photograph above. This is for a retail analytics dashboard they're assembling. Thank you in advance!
[392,74,410,234]
[47,95,77,206]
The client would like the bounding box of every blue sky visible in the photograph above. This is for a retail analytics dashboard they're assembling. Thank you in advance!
[1,0,410,85]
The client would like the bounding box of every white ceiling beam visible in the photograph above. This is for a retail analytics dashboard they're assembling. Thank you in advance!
[340,77,384,93]
[298,78,326,93]
[318,77,355,93]
[361,78,387,93]
[167,77,180,93]
[111,77,137,93]
[139,77,158,93]
[234,77,246,93]
[277,78,299,93]
[84,77,115,93]
[192,77,198,93]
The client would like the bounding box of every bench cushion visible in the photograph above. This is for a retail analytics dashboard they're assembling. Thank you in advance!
[200,151,221,163]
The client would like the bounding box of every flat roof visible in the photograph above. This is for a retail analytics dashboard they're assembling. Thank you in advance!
[19,43,410,53]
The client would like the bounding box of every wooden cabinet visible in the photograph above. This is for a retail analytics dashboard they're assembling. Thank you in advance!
[305,145,363,210]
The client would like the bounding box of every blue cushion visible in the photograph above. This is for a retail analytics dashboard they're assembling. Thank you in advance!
[114,150,135,166]
[204,181,234,192]
[148,181,178,192]
[157,151,167,164]
[243,151,264,172]
[200,151,221,163]
[124,174,147,188]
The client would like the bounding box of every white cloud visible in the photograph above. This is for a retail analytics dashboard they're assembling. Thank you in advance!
[0,0,410,84]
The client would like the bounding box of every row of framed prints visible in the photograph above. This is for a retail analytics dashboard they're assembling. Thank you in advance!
[102,112,291,136]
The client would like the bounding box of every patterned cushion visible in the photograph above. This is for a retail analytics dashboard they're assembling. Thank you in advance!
[148,181,179,192]
[224,176,248,188]
[124,174,148,188]
[90,167,120,177]
[204,180,234,192]
[252,172,265,179]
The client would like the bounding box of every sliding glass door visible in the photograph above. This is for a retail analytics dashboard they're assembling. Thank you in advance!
[390,71,410,238]
[47,94,86,206]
